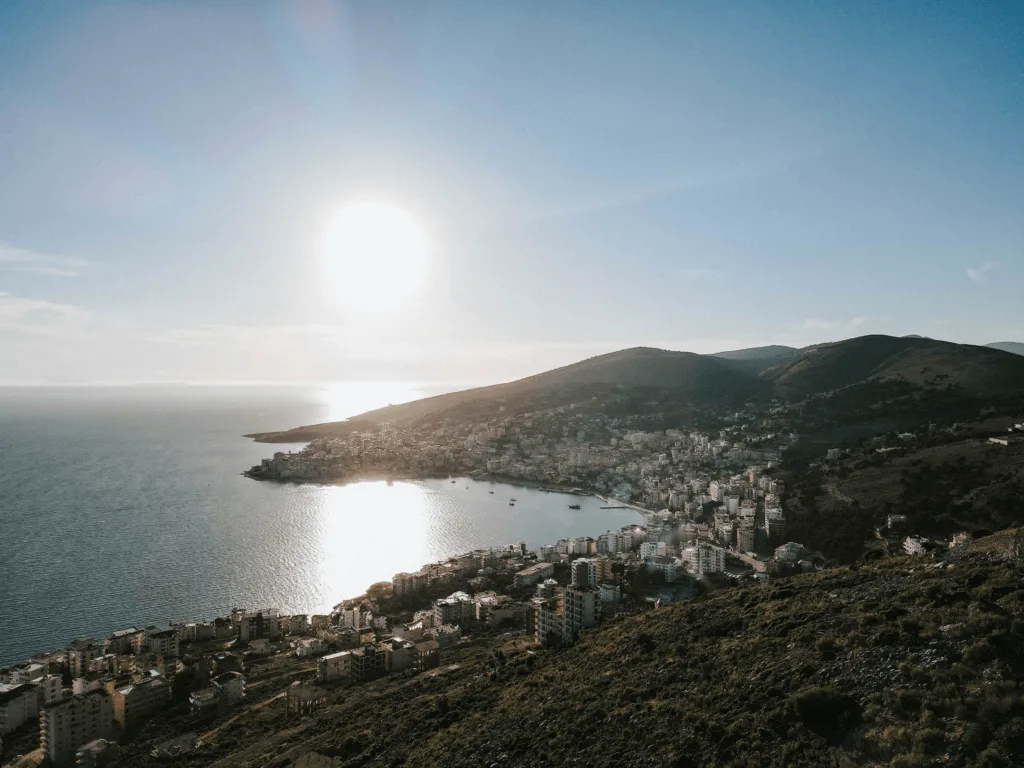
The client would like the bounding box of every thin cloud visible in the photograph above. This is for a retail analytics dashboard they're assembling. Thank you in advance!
[966,261,996,283]
[0,241,87,277]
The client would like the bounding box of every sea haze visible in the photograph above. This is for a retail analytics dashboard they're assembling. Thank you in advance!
[0,385,640,666]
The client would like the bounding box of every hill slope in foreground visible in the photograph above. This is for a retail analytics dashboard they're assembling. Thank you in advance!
[113,536,1024,768]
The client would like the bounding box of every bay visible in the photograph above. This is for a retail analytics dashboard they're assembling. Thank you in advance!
[0,385,640,666]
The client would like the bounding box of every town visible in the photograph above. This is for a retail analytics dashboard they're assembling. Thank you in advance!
[5,402,987,767]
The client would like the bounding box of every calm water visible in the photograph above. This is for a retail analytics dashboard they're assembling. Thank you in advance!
[0,385,640,666]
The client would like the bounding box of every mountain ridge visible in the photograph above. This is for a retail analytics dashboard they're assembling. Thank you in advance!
[249,335,1024,442]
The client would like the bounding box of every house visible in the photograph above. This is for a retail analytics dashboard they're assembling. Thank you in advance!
[562,587,597,643]
[433,592,476,628]
[292,637,326,658]
[513,562,554,589]
[212,672,245,705]
[146,628,179,658]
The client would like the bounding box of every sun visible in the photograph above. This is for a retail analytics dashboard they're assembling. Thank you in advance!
[323,201,429,311]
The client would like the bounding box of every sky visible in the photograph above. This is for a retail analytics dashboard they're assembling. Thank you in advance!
[1,0,1022,385]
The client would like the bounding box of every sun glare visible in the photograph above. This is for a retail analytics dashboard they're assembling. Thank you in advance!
[323,201,429,311]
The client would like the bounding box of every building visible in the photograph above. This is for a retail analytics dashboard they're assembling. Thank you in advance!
[383,639,418,673]
[67,640,98,679]
[598,583,621,604]
[433,592,476,629]
[570,558,597,588]
[110,675,170,730]
[75,738,118,768]
[317,651,352,682]
[350,644,388,682]
[775,542,806,563]
[238,609,280,642]
[392,570,429,597]
[0,683,39,734]
[646,556,678,583]
[104,628,144,656]
[41,691,114,767]
[414,640,440,672]
[562,587,597,643]
[903,535,929,556]
[737,522,756,553]
[212,672,245,705]
[512,562,554,589]
[533,597,563,647]
[147,629,179,659]
[286,681,327,716]
[683,541,726,575]
[826,448,842,460]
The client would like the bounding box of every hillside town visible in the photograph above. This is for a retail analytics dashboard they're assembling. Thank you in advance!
[3,406,988,767]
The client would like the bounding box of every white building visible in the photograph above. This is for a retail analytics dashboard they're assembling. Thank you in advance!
[903,535,929,556]
[646,556,679,583]
[683,541,726,575]
[775,542,806,563]
[513,562,554,589]
[318,651,352,682]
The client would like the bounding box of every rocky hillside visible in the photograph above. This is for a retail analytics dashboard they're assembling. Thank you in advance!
[111,537,1024,768]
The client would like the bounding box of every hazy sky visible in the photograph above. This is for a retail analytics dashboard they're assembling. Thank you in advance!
[1,1,1022,384]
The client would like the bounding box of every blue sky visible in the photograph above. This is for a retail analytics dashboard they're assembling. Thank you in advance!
[1,0,1021,384]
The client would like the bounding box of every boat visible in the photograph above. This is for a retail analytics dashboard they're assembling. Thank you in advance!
[510,498,517,502]
[488,491,494,494]
[509,502,515,506]
[568,504,581,510]
[450,479,456,483]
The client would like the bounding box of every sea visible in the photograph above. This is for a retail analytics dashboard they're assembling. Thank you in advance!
[0,384,642,666]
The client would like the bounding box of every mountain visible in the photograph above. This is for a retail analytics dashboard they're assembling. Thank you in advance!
[987,341,1024,356]
[108,535,1024,768]
[762,334,1024,399]
[711,344,801,375]
[249,335,1024,443]
[250,348,764,441]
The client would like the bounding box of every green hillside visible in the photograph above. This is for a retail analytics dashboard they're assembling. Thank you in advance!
[111,538,1024,768]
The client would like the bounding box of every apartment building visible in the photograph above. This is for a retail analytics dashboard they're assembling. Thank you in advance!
[317,651,352,682]
[238,609,280,642]
[350,644,388,682]
[683,541,726,575]
[0,683,39,734]
[147,628,179,658]
[512,562,554,589]
[110,675,170,730]
[562,587,597,643]
[41,691,114,767]
[67,640,98,679]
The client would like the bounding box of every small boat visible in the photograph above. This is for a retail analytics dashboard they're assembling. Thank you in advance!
[489,491,494,494]
[510,498,517,502]
[450,479,456,483]
[568,504,581,510]
[509,501,515,506]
